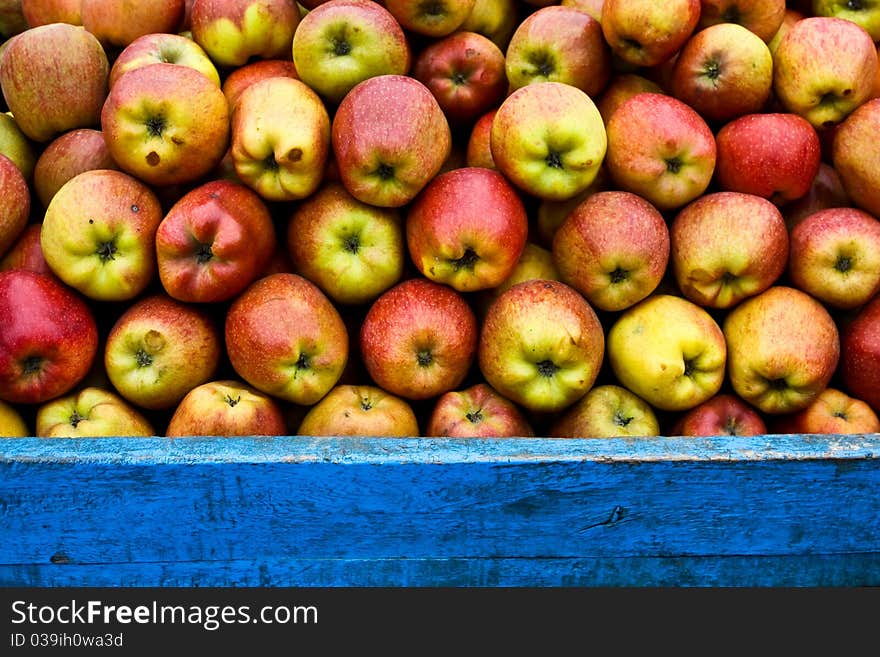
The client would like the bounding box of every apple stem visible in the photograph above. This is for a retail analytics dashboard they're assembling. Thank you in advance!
[224,394,241,407]
[417,350,433,367]
[135,349,153,368]
[68,410,85,429]
[536,359,560,378]
[95,240,118,262]
[465,409,483,424]
[21,355,43,375]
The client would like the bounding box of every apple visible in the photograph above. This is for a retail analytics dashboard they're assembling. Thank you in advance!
[669,22,774,125]
[669,191,789,310]
[476,241,559,317]
[412,30,507,127]
[724,285,840,415]
[101,62,229,188]
[549,384,660,439]
[405,166,529,293]
[40,169,163,302]
[771,387,880,435]
[600,0,700,68]
[714,112,821,206]
[81,0,186,49]
[534,168,608,248]
[596,73,664,126]
[35,387,154,438]
[605,92,716,211]
[32,128,117,209]
[465,109,497,170]
[291,0,411,106]
[286,180,404,306]
[561,0,605,23]
[155,179,276,304]
[697,0,786,43]
[19,0,82,27]
[831,97,880,219]
[0,112,37,182]
[221,58,298,111]
[189,0,301,68]
[490,81,606,202]
[552,190,669,313]
[783,162,850,231]
[0,23,109,142]
[297,384,420,437]
[1,0,27,37]
[225,273,349,406]
[607,293,727,412]
[0,153,29,259]
[0,223,54,279]
[360,277,478,401]
[0,269,98,405]
[0,398,28,436]
[788,207,880,311]
[459,0,519,50]
[478,279,605,414]
[773,16,877,129]
[331,74,451,208]
[426,382,535,438]
[841,294,880,414]
[382,0,475,38]
[504,5,611,99]
[104,293,222,411]
[768,8,805,57]
[671,393,768,437]
[230,75,330,203]
[108,32,221,90]
[813,0,880,41]
[166,379,288,437]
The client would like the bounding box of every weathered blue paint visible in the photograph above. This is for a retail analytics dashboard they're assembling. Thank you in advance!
[2,435,879,587]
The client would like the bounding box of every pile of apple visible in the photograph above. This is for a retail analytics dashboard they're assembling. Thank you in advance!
[2,0,880,440]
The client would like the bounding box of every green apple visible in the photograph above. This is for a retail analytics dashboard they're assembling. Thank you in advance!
[549,384,661,438]
[607,294,727,412]
[36,387,155,438]
[286,181,404,306]
[104,294,222,411]
[478,279,605,414]
[813,0,880,41]
[40,169,164,302]
[383,0,475,37]
[723,286,840,415]
[292,0,411,105]
[297,384,420,437]
[773,16,878,129]
[459,0,519,50]
[490,81,607,201]
[231,76,330,202]
[0,112,36,182]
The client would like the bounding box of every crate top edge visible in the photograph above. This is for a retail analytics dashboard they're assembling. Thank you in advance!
[2,434,879,465]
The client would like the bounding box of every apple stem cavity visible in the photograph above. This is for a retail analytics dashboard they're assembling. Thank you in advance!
[724,417,740,436]
[21,355,43,375]
[263,152,280,172]
[835,255,853,273]
[295,353,311,372]
[196,242,214,264]
[417,350,433,367]
[360,397,373,412]
[545,150,564,170]
[609,267,629,284]
[683,357,697,378]
[375,163,395,180]
[95,240,118,262]
[450,247,479,272]
[343,235,360,255]
[702,59,721,82]
[528,51,555,78]
[613,410,633,427]
[145,115,166,138]
[419,1,445,17]
[332,37,352,57]
[68,410,85,429]
[665,157,683,174]
[536,359,560,378]
[465,409,483,424]
[135,348,153,368]
[224,394,241,407]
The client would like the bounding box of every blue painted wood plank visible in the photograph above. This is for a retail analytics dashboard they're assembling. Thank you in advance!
[2,435,879,587]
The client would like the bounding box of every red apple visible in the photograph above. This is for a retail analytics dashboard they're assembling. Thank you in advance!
[465,109,497,170]
[156,179,276,304]
[771,387,880,435]
[332,74,452,208]
[459,0,519,50]
[0,22,109,142]
[670,191,789,309]
[0,152,29,259]
[32,128,117,209]
[221,58,298,112]
[104,293,222,411]
[297,384,420,437]
[225,273,349,406]
[0,223,54,279]
[600,0,700,68]
[20,0,82,27]
[788,207,880,311]
[504,5,611,98]
[479,279,605,414]
[669,22,774,124]
[0,269,98,404]
[552,190,669,312]
[108,31,221,90]
[383,0,475,38]
[81,0,186,49]
[697,0,786,43]
[405,167,529,293]
[412,30,507,127]
[840,294,880,414]
[714,112,821,206]
[596,73,664,125]
[831,97,880,219]
[166,379,288,437]
[101,62,230,188]
[360,277,478,401]
[670,393,768,437]
[605,92,716,211]
[426,382,535,438]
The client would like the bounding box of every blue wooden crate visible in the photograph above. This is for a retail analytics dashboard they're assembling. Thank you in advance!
[2,433,879,587]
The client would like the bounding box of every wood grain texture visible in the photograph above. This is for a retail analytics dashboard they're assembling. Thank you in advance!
[2,435,879,587]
